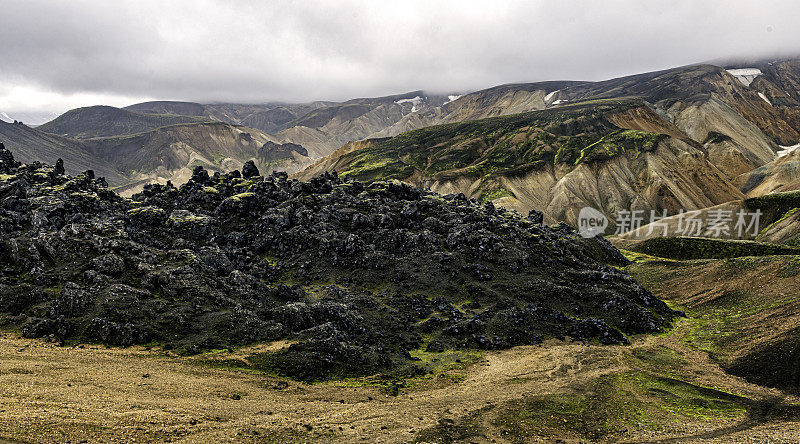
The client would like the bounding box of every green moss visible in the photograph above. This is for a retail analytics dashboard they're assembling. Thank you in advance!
[630,236,800,260]
[407,348,482,374]
[777,256,800,277]
[127,206,166,217]
[202,186,219,194]
[626,256,800,364]
[231,192,254,202]
[491,371,746,442]
[620,248,678,263]
[631,345,687,369]
[745,191,800,226]
[167,212,210,225]
[758,207,800,236]
[336,99,657,182]
[573,129,665,164]
[478,187,514,203]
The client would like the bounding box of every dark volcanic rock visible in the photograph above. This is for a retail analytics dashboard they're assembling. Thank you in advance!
[241,160,260,179]
[0,143,677,380]
[259,141,308,161]
[0,143,18,173]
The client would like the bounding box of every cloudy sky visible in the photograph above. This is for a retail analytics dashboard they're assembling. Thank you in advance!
[1,0,799,121]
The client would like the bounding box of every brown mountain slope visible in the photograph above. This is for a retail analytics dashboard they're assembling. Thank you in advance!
[124,101,332,134]
[295,100,744,225]
[83,122,312,195]
[37,106,207,139]
[739,147,800,196]
[0,121,127,185]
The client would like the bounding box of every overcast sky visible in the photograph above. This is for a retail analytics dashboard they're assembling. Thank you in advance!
[1,0,799,120]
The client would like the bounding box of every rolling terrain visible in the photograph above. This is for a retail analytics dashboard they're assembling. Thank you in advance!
[37,105,208,139]
[295,98,745,226]
[82,121,313,195]
[2,238,800,442]
[296,60,800,229]
[0,145,673,381]
[7,58,798,204]
[3,57,800,443]
[0,120,127,184]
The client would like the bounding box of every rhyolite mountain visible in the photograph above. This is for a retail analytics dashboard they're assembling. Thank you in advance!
[3,118,315,195]
[37,105,208,139]
[295,98,744,225]
[80,121,314,195]
[0,143,676,380]
[297,60,800,226]
[5,57,800,216]
[0,119,126,184]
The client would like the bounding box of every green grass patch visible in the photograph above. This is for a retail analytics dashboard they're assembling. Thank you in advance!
[629,236,800,260]
[491,371,746,442]
[336,99,662,182]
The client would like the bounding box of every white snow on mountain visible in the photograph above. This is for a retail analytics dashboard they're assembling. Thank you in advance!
[444,95,462,105]
[0,111,58,126]
[726,68,763,86]
[777,143,800,158]
[758,92,772,105]
[395,96,423,106]
[552,99,569,105]
[395,96,423,113]
[544,90,559,102]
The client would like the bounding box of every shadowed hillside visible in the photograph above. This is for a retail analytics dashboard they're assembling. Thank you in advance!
[38,105,208,139]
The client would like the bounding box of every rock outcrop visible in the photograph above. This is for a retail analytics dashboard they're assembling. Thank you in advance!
[0,143,676,380]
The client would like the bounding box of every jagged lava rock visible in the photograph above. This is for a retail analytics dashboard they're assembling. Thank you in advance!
[0,143,677,380]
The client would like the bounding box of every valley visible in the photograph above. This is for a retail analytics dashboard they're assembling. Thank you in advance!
[2,246,800,443]
[2,55,800,443]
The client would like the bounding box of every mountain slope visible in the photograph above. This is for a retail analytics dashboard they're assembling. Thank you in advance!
[0,121,126,184]
[38,105,207,139]
[83,122,312,195]
[296,99,744,225]
[124,101,332,134]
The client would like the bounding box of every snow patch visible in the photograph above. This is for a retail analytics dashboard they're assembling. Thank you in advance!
[758,92,772,105]
[777,143,800,158]
[395,96,423,113]
[0,112,12,123]
[552,99,569,105]
[395,96,423,106]
[443,95,462,105]
[544,90,559,102]
[726,68,762,86]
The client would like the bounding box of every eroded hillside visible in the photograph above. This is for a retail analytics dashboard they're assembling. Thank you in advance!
[296,100,745,225]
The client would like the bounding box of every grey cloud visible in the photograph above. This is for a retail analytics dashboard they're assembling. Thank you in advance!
[1,0,799,111]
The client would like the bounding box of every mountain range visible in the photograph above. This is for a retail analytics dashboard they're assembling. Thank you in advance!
[6,56,800,442]
[2,58,800,222]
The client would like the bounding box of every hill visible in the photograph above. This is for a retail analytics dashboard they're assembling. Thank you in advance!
[124,100,333,134]
[37,105,207,139]
[296,99,743,225]
[82,122,313,195]
[0,121,126,185]
[296,60,800,227]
